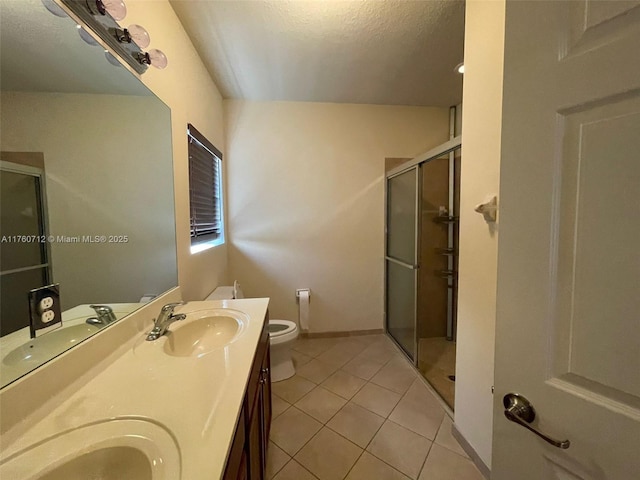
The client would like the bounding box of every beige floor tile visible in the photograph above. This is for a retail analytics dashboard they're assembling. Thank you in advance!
[351,383,402,418]
[326,402,385,448]
[367,421,432,479]
[316,343,362,367]
[418,444,483,480]
[345,452,411,480]
[418,349,455,410]
[273,460,319,480]
[370,357,418,395]
[388,382,445,440]
[342,355,386,380]
[272,394,291,420]
[434,416,468,458]
[295,427,363,480]
[354,334,388,345]
[358,342,399,364]
[292,350,314,368]
[267,442,291,479]
[272,375,316,404]
[270,407,323,456]
[295,386,347,423]
[417,337,456,404]
[296,359,339,384]
[405,378,446,408]
[321,370,367,399]
[292,338,338,357]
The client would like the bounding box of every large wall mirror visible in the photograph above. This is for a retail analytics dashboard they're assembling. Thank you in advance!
[0,0,178,388]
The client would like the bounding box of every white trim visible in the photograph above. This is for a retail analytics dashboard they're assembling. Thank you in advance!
[190,237,224,254]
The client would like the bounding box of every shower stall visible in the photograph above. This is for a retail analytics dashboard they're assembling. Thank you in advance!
[385,108,461,409]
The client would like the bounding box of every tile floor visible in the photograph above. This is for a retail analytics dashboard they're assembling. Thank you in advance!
[268,334,484,480]
[417,337,457,409]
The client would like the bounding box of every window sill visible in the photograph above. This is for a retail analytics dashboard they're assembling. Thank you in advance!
[190,238,224,254]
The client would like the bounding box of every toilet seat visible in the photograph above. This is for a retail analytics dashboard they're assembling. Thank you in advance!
[269,320,298,345]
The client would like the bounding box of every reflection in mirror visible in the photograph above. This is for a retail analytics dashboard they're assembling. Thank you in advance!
[0,0,177,388]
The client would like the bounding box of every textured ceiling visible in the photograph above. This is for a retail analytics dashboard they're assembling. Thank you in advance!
[0,0,150,96]
[170,0,465,107]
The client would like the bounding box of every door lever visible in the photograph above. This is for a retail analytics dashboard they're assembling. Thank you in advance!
[503,393,570,449]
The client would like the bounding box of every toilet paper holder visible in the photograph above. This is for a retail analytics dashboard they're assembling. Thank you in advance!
[296,288,311,303]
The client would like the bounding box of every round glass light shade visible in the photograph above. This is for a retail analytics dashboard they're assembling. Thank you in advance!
[104,51,122,67]
[102,0,127,21]
[148,49,168,69]
[77,25,98,46]
[41,0,68,17]
[127,24,150,48]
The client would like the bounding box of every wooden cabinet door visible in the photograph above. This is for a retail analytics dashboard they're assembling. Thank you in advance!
[247,386,264,480]
[223,408,246,480]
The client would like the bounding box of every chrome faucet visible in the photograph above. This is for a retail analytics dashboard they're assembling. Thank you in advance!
[146,302,186,341]
[86,305,117,326]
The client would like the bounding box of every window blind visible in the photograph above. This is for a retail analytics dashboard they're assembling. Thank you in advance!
[187,124,223,245]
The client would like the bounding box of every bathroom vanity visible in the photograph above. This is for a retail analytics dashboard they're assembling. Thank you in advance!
[0,296,271,480]
[224,310,272,480]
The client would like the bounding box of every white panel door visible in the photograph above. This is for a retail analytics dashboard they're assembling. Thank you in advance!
[493,1,640,479]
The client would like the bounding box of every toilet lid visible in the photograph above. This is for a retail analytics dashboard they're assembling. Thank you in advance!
[269,320,297,337]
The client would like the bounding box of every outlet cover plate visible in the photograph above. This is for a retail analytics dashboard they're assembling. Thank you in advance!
[29,284,62,338]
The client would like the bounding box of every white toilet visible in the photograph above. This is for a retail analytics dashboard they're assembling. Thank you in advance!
[206,282,299,382]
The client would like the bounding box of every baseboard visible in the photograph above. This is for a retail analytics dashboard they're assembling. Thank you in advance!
[301,328,384,339]
[451,424,491,479]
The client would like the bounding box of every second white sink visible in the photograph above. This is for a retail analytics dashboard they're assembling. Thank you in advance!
[162,309,248,357]
[0,419,180,480]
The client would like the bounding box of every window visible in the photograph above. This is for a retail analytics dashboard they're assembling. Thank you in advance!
[188,124,224,253]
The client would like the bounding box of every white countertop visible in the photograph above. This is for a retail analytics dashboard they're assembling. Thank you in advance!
[0,303,143,387]
[0,298,270,480]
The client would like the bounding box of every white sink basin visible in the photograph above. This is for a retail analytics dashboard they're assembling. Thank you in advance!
[2,323,100,366]
[38,446,152,480]
[163,309,247,357]
[0,419,180,480]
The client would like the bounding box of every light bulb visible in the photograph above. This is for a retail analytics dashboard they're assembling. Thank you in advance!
[147,49,168,69]
[41,0,68,17]
[455,62,465,74]
[104,51,122,67]
[127,24,150,48]
[77,25,98,46]
[102,0,127,21]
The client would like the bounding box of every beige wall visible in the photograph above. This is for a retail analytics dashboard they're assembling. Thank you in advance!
[455,0,505,469]
[224,100,449,333]
[124,0,229,301]
[1,92,175,310]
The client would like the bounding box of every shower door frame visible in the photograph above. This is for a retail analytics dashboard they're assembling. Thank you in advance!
[385,165,420,360]
[384,135,462,367]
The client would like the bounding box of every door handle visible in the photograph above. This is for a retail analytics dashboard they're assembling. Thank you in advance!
[503,393,570,449]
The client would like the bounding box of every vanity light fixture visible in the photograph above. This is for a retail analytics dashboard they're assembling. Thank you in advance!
[114,24,150,48]
[95,0,127,21]
[41,0,68,17]
[76,24,98,46]
[136,49,168,69]
[455,62,465,74]
[49,0,169,75]
[104,50,122,67]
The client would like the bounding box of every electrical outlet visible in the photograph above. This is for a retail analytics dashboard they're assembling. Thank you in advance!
[29,284,61,338]
[39,296,54,312]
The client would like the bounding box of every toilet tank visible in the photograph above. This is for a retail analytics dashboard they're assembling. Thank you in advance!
[205,281,244,300]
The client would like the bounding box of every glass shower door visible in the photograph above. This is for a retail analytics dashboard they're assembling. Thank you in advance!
[385,166,419,361]
[0,163,51,336]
